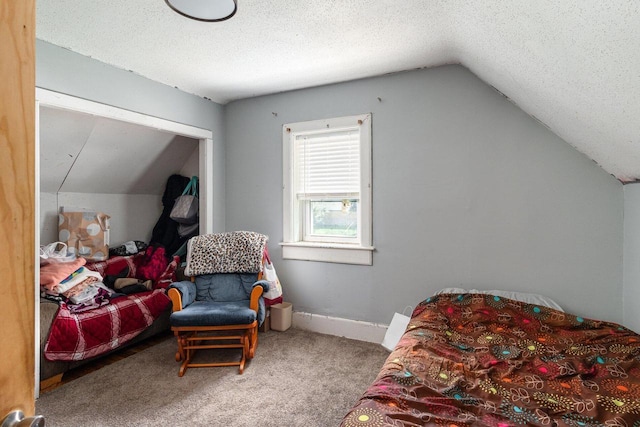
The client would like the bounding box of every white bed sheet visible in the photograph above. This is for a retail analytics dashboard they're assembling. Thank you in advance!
[435,288,564,312]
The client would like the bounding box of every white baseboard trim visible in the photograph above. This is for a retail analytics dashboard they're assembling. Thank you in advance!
[291,311,388,344]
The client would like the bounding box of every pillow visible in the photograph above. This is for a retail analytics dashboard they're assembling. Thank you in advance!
[434,288,564,312]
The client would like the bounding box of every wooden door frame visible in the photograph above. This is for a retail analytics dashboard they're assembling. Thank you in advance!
[0,0,36,417]
[34,88,214,396]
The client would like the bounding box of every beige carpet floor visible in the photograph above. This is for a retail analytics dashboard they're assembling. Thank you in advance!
[36,328,390,427]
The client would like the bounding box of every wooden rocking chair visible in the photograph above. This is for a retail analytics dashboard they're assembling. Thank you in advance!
[167,232,269,376]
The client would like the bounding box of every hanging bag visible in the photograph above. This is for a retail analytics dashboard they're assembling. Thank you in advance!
[177,222,199,238]
[259,248,283,306]
[170,176,199,224]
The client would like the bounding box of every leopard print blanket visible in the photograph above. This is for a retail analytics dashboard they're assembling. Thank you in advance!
[184,231,268,276]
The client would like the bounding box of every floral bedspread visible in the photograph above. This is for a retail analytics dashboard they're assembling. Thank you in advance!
[44,289,170,361]
[341,293,640,427]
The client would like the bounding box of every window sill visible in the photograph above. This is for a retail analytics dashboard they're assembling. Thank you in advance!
[280,242,374,265]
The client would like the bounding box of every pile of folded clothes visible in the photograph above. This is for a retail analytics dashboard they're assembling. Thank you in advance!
[41,257,112,313]
[40,244,156,313]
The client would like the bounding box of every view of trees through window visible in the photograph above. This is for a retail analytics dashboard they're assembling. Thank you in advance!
[309,199,358,237]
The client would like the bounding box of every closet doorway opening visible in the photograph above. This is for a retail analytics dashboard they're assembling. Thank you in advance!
[34,88,214,396]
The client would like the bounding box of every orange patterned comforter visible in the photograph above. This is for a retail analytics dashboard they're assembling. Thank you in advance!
[341,293,640,426]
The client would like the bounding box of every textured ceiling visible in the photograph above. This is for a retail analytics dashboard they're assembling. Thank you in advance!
[36,1,640,182]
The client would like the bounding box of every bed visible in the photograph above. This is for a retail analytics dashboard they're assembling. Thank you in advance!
[341,291,640,426]
[39,254,177,387]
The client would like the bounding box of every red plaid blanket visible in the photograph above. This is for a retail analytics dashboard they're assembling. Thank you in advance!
[44,289,170,361]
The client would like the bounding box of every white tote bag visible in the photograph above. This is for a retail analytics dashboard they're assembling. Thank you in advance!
[262,260,283,299]
[260,249,283,304]
[381,306,412,351]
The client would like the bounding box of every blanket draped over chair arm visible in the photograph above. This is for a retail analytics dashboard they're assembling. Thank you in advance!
[251,280,269,312]
[168,280,196,312]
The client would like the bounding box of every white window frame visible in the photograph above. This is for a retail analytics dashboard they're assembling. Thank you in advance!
[281,113,373,265]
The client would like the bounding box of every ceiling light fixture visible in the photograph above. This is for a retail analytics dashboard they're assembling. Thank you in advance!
[165,0,237,22]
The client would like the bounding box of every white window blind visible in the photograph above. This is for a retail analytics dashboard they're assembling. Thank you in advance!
[282,113,373,265]
[294,129,360,199]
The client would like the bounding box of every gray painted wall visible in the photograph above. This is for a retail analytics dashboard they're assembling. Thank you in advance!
[37,41,626,327]
[624,183,640,333]
[36,40,226,232]
[225,65,623,325]
[40,193,163,247]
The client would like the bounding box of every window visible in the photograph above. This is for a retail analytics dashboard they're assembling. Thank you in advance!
[282,114,373,265]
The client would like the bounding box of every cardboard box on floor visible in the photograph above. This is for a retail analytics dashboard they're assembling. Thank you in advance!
[270,302,292,331]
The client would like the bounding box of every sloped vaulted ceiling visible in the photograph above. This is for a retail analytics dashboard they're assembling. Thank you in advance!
[36,1,640,181]
[39,107,198,195]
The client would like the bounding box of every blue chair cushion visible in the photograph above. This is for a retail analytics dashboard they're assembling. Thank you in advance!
[195,273,259,302]
[170,300,257,327]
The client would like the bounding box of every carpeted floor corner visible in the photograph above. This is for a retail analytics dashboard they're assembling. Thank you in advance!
[36,328,390,427]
